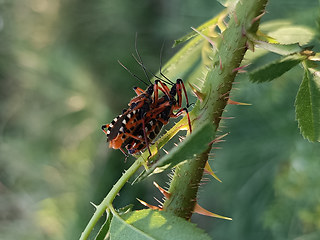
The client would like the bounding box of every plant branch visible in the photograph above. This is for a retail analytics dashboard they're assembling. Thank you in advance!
[79,158,143,240]
[163,0,269,219]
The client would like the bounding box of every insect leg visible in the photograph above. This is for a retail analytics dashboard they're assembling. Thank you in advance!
[171,107,192,133]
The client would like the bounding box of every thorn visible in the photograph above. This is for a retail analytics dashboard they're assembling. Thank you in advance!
[90,202,98,209]
[178,136,185,142]
[191,27,217,50]
[194,203,232,220]
[227,99,252,105]
[137,198,161,210]
[219,56,223,71]
[197,78,205,84]
[201,177,210,182]
[241,25,246,37]
[153,197,163,207]
[189,83,205,102]
[212,139,225,144]
[232,64,250,73]
[219,116,235,120]
[222,19,228,28]
[233,11,238,25]
[213,132,229,142]
[246,39,255,52]
[153,182,171,199]
[251,11,266,24]
[163,148,169,154]
[204,162,222,182]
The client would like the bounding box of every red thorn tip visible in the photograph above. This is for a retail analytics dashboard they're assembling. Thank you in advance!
[137,198,161,210]
[204,162,222,182]
[232,64,250,73]
[194,203,232,220]
[191,27,217,50]
[251,11,266,24]
[153,182,171,199]
[188,83,204,102]
[228,99,252,105]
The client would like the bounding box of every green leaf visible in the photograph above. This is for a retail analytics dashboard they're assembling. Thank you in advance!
[267,25,315,46]
[295,66,320,142]
[249,55,305,83]
[217,0,238,8]
[117,204,134,215]
[254,41,302,56]
[95,211,113,240]
[260,20,315,45]
[157,35,203,82]
[139,121,215,181]
[109,209,211,240]
[173,10,227,47]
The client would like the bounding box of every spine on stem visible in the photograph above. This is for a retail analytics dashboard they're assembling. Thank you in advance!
[162,0,269,219]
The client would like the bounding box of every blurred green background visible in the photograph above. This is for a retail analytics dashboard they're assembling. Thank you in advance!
[1,0,320,239]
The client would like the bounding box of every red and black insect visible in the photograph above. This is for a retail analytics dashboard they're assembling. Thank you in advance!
[123,78,192,155]
[101,84,155,155]
[101,44,192,157]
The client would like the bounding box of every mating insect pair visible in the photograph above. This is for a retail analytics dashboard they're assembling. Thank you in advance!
[101,48,192,158]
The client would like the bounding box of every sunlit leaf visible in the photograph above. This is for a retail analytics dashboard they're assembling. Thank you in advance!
[109,209,211,240]
[217,0,239,8]
[268,26,315,45]
[259,20,315,45]
[138,121,215,181]
[295,66,320,142]
[158,35,203,81]
[173,10,227,47]
[254,41,302,56]
[249,55,305,83]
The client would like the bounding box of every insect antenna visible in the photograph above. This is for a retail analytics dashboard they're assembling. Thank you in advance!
[132,36,173,86]
[118,60,149,86]
[131,53,173,87]
[134,33,152,85]
[159,41,175,85]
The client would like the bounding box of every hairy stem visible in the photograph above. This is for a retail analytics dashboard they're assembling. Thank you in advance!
[163,0,269,219]
[80,158,143,240]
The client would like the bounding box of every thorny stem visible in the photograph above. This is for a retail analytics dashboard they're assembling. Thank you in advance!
[80,158,143,240]
[81,0,269,237]
[162,0,269,219]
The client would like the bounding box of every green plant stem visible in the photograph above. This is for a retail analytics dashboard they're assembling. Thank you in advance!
[163,145,213,219]
[79,158,143,240]
[163,0,269,219]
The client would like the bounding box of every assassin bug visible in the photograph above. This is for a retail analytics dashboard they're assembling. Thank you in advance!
[101,42,192,157]
[123,77,193,155]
